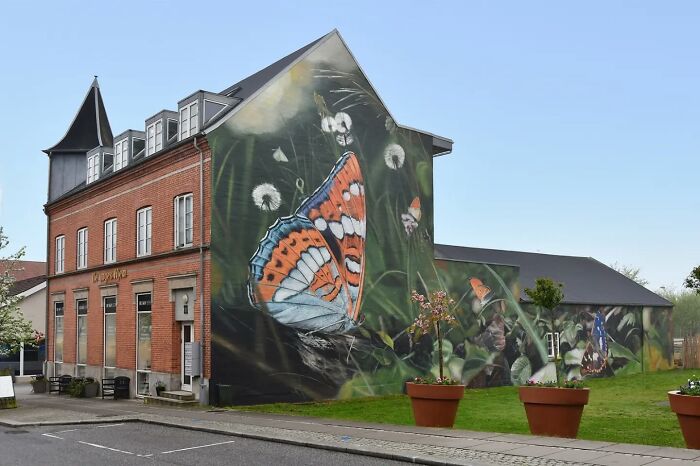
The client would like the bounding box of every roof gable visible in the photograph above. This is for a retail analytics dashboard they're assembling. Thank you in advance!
[45,77,113,154]
[435,244,672,307]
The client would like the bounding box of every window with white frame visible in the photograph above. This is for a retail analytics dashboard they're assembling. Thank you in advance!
[146,121,163,156]
[76,299,88,377]
[136,207,152,257]
[179,101,198,140]
[54,235,65,274]
[103,295,117,378]
[114,138,129,171]
[104,218,117,264]
[77,228,88,269]
[87,153,99,184]
[54,301,64,370]
[174,194,193,248]
[136,292,152,396]
[546,332,560,359]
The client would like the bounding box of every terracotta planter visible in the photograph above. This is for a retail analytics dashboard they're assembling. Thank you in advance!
[406,382,465,428]
[668,390,700,449]
[519,386,590,438]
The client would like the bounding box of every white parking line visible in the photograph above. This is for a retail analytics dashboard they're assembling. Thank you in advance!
[53,429,77,434]
[96,423,125,428]
[41,433,64,440]
[160,440,236,454]
[78,440,135,455]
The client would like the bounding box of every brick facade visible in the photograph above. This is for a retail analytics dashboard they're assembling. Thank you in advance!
[45,138,212,399]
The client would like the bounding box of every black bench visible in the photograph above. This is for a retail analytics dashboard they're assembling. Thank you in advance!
[101,376,130,399]
[49,375,72,395]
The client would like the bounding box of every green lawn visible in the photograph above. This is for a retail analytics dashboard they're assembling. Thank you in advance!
[233,370,695,448]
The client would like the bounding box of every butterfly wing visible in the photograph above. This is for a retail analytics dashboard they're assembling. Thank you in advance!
[469,277,493,305]
[248,216,355,333]
[297,151,366,322]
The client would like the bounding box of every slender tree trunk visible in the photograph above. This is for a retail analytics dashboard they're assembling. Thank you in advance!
[550,312,560,387]
[436,322,444,380]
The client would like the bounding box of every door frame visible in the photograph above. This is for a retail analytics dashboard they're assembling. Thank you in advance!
[181,323,193,392]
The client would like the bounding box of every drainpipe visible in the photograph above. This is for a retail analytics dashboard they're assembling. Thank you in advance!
[193,136,207,404]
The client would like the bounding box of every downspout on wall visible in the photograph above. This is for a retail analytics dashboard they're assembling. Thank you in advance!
[193,136,207,404]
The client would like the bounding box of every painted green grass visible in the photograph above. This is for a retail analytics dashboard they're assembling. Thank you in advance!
[233,369,696,448]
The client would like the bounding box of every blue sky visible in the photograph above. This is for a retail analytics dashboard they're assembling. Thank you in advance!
[0,1,698,291]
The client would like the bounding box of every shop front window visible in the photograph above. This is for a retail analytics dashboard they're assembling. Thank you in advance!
[136,292,152,396]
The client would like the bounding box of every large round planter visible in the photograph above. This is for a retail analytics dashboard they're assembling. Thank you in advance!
[668,390,700,449]
[83,382,99,398]
[31,379,48,394]
[518,386,590,438]
[406,382,465,428]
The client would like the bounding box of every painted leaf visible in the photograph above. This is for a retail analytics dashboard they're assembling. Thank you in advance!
[608,340,639,362]
[510,355,532,385]
[377,331,394,349]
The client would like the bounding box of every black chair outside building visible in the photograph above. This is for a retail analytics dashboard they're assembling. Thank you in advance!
[101,376,130,399]
[49,375,72,395]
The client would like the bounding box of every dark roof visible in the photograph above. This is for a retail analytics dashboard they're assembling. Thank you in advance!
[45,77,113,154]
[434,244,672,307]
[9,275,46,296]
[219,33,327,101]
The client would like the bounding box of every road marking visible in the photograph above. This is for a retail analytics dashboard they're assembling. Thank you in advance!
[53,429,77,434]
[96,423,125,428]
[160,440,236,454]
[41,433,64,440]
[78,441,135,455]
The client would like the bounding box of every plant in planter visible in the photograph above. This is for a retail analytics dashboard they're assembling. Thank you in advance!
[405,289,465,428]
[67,378,86,398]
[668,375,700,449]
[30,374,48,394]
[83,377,100,398]
[155,381,166,397]
[518,278,590,438]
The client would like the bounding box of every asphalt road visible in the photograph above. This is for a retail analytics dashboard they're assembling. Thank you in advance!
[1,422,410,465]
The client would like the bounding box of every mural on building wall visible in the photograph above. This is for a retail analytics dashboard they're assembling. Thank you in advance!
[207,33,673,404]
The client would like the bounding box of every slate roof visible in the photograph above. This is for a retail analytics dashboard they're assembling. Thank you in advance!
[45,77,113,154]
[434,244,672,307]
[9,275,46,297]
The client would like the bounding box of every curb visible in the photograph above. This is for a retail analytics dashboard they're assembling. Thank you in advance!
[0,415,457,465]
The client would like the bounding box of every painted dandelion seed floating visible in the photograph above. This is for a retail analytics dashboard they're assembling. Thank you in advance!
[333,112,352,133]
[384,143,405,169]
[252,183,282,211]
[272,147,288,162]
[336,133,354,147]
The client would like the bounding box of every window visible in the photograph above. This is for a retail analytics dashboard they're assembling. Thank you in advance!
[136,292,152,396]
[174,194,193,248]
[54,302,64,370]
[76,299,88,377]
[132,138,145,158]
[77,228,88,269]
[103,296,117,374]
[179,101,198,140]
[114,138,129,171]
[54,235,65,274]
[104,219,117,264]
[87,154,99,184]
[136,207,152,256]
[546,332,560,359]
[167,119,178,143]
[146,121,163,156]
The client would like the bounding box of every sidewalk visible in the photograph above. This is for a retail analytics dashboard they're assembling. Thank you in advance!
[2,384,698,466]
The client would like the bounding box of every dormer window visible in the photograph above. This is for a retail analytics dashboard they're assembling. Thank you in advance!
[179,101,199,140]
[114,138,129,171]
[146,120,163,156]
[87,153,99,184]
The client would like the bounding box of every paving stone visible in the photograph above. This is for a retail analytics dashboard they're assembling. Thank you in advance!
[491,433,578,447]
[470,441,527,453]
[543,447,611,462]
[588,453,659,466]
[565,439,617,450]
[643,446,700,460]
[602,443,669,455]
[505,444,566,457]
[644,459,700,466]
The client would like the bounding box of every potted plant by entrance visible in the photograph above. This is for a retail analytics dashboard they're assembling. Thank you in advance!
[30,375,48,394]
[518,278,589,438]
[668,375,700,449]
[405,290,465,428]
[155,381,166,397]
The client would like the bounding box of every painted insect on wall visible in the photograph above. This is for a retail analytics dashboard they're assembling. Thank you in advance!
[581,310,609,376]
[248,151,366,335]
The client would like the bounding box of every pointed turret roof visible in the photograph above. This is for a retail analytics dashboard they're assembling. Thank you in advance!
[44,77,113,154]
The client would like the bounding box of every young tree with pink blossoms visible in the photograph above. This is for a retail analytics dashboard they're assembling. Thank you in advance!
[409,290,457,383]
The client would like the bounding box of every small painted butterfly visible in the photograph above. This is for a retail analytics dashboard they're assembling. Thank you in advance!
[581,310,608,376]
[248,151,366,334]
[469,277,494,306]
[400,197,421,236]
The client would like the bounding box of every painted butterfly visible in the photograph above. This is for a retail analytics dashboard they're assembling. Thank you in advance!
[400,197,421,236]
[581,310,608,376]
[469,277,494,306]
[248,151,366,334]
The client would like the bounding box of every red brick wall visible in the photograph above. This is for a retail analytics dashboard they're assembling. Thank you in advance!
[46,138,212,378]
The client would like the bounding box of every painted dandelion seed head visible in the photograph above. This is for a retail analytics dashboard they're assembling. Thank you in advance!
[320,116,337,133]
[384,143,405,170]
[385,115,396,133]
[336,133,354,147]
[252,183,282,212]
[334,112,352,134]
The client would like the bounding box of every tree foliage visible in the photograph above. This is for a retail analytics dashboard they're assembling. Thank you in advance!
[685,266,700,294]
[610,262,649,287]
[524,278,565,385]
[658,287,700,338]
[0,227,35,356]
